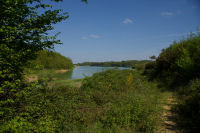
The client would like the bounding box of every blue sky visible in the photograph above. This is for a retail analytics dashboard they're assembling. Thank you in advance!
[51,0,200,63]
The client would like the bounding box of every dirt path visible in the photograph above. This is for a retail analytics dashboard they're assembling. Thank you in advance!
[159,96,179,133]
[26,75,38,82]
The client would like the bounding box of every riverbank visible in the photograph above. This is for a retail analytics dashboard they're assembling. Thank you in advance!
[25,69,72,82]
[25,66,131,83]
[25,69,84,88]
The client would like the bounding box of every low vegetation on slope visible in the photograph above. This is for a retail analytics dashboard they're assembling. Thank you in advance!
[144,32,200,132]
[0,69,168,132]
[29,50,73,70]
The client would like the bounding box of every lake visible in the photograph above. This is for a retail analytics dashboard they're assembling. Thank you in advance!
[66,66,130,79]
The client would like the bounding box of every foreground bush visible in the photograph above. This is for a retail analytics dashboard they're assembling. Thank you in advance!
[1,70,165,132]
[175,79,200,131]
[80,69,164,132]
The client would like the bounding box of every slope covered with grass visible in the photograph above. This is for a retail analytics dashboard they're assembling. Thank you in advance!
[29,50,73,70]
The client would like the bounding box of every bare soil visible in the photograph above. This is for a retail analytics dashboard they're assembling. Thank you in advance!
[159,97,180,133]
[26,75,38,82]
[55,69,69,73]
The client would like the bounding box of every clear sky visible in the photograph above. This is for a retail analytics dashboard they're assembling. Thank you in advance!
[51,0,200,63]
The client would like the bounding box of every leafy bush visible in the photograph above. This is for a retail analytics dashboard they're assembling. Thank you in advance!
[134,63,147,71]
[80,69,165,132]
[1,70,166,132]
[145,32,200,87]
[81,69,132,91]
[175,79,200,131]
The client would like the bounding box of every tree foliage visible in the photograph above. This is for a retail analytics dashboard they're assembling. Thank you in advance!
[0,0,68,125]
[145,32,200,87]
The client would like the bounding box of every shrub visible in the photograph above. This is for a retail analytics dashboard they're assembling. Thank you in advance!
[81,69,132,92]
[80,69,164,132]
[1,69,165,132]
[145,32,200,87]
[175,79,200,131]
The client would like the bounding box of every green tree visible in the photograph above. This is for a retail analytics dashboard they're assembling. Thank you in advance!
[0,0,87,121]
[0,0,67,106]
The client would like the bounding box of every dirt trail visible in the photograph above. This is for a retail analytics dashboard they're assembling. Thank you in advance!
[55,69,69,73]
[26,75,38,82]
[159,97,179,133]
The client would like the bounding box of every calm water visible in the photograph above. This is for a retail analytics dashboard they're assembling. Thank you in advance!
[66,66,130,79]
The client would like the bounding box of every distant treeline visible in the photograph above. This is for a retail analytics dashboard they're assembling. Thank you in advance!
[77,60,151,68]
[29,50,73,69]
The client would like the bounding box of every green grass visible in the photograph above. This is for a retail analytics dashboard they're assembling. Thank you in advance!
[25,69,84,88]
[24,69,83,88]
[25,69,73,80]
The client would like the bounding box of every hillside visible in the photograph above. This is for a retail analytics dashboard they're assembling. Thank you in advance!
[29,50,73,70]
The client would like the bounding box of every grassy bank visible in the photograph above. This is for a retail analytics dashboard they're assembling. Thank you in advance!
[25,69,72,81]
[24,69,82,88]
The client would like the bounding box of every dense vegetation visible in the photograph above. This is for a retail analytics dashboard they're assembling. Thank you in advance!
[77,60,150,68]
[1,0,199,132]
[0,0,68,132]
[29,50,73,70]
[1,69,168,132]
[144,32,200,132]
